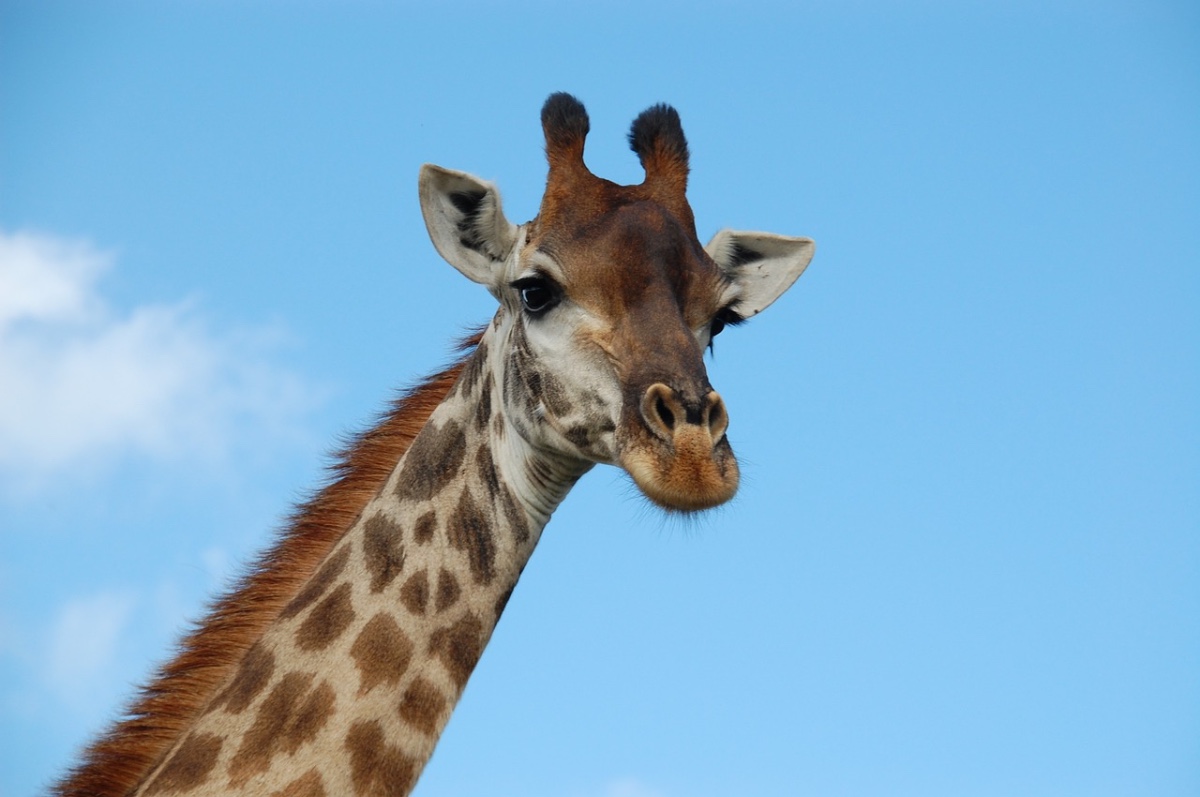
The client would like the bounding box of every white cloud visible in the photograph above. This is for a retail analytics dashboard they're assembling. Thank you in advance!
[0,230,319,490]
[45,589,137,706]
[0,232,105,326]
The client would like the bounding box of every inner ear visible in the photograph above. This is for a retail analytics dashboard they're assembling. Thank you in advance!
[705,229,815,318]
[419,164,518,287]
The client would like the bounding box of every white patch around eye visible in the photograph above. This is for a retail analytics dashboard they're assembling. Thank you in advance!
[522,299,589,357]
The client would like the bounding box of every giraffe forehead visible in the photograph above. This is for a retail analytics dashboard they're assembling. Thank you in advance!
[533,199,724,316]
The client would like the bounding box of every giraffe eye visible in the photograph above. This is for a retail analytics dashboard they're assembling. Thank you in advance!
[708,306,745,353]
[512,276,561,316]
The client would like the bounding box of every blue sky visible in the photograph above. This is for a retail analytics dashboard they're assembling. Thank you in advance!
[1,2,1197,795]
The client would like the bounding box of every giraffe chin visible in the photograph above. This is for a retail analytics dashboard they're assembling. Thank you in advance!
[619,428,740,512]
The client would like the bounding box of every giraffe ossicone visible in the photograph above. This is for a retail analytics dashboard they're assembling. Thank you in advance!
[56,92,815,797]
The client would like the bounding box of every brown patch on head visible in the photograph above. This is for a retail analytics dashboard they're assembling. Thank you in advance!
[397,676,448,737]
[295,583,355,652]
[399,569,429,615]
[413,511,437,545]
[350,613,414,695]
[446,489,495,585]
[362,513,406,593]
[228,672,330,786]
[208,642,274,715]
[345,720,418,797]
[429,613,485,690]
[270,769,326,797]
[434,567,461,612]
[143,733,222,795]
[280,545,351,621]
[396,419,467,503]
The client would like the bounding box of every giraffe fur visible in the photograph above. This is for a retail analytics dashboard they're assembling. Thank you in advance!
[55,93,815,797]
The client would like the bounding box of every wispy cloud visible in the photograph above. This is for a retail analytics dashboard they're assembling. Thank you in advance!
[0,230,320,491]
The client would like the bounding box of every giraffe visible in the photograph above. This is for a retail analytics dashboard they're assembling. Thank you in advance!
[54,93,815,797]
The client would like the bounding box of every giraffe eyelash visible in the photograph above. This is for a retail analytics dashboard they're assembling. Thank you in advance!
[707,306,745,353]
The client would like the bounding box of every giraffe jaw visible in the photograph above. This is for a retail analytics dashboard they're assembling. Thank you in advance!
[619,428,740,512]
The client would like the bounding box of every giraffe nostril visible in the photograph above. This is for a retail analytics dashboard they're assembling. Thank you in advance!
[640,383,681,441]
[640,385,728,443]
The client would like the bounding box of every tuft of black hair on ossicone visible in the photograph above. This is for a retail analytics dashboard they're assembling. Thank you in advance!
[541,92,590,151]
[628,103,689,169]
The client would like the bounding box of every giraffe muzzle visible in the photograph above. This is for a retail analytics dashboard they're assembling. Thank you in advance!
[619,383,739,512]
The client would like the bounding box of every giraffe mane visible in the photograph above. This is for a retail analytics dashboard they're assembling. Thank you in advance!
[52,331,484,797]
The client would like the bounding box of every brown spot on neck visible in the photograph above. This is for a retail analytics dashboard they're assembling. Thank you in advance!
[497,484,530,544]
[447,489,496,585]
[350,613,415,695]
[295,583,355,652]
[429,613,485,690]
[208,642,274,716]
[397,677,448,737]
[362,513,406,593]
[270,769,327,797]
[494,585,516,620]
[227,672,333,787]
[413,511,437,545]
[280,545,351,621]
[435,568,461,612]
[474,376,494,432]
[281,680,336,755]
[345,720,418,797]
[396,420,467,503]
[475,442,500,499]
[456,339,489,397]
[143,733,222,796]
[399,569,430,615]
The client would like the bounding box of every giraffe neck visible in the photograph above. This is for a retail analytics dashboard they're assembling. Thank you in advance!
[135,331,589,797]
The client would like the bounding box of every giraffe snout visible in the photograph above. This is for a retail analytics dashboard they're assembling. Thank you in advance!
[639,383,729,445]
[620,382,739,512]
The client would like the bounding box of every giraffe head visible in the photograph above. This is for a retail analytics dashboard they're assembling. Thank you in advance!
[419,93,814,512]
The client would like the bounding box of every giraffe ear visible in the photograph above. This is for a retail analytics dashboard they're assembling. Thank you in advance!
[705,229,815,318]
[419,164,518,287]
